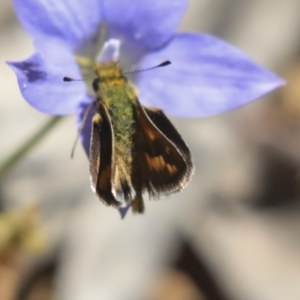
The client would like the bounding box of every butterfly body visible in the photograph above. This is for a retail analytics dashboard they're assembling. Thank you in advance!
[90,61,193,213]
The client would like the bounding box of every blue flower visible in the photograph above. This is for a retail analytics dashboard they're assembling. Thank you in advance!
[8,0,283,217]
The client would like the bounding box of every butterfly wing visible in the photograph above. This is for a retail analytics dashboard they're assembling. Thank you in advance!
[89,102,120,207]
[144,106,193,170]
[132,102,193,198]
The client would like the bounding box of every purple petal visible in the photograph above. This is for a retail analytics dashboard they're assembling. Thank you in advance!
[77,97,95,156]
[7,38,86,115]
[119,205,131,219]
[13,0,102,50]
[104,0,188,50]
[135,33,284,118]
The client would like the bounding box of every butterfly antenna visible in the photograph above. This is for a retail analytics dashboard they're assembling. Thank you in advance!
[124,60,171,75]
[70,102,94,159]
[63,76,95,82]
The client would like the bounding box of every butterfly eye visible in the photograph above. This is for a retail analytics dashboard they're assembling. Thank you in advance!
[92,78,100,92]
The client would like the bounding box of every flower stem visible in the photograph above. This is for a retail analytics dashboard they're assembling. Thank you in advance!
[0,116,63,179]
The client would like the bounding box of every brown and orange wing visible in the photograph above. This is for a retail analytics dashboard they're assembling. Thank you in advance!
[132,102,193,198]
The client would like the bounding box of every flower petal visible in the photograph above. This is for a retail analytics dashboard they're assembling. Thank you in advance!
[13,0,103,50]
[7,38,86,115]
[135,33,284,118]
[119,205,131,219]
[103,0,188,50]
[76,97,95,156]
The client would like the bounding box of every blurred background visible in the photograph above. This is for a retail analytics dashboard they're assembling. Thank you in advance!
[1,0,300,299]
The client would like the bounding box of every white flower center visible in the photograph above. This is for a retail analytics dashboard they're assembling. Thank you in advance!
[97,39,121,62]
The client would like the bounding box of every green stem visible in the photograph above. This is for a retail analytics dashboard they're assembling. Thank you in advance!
[0,116,63,179]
